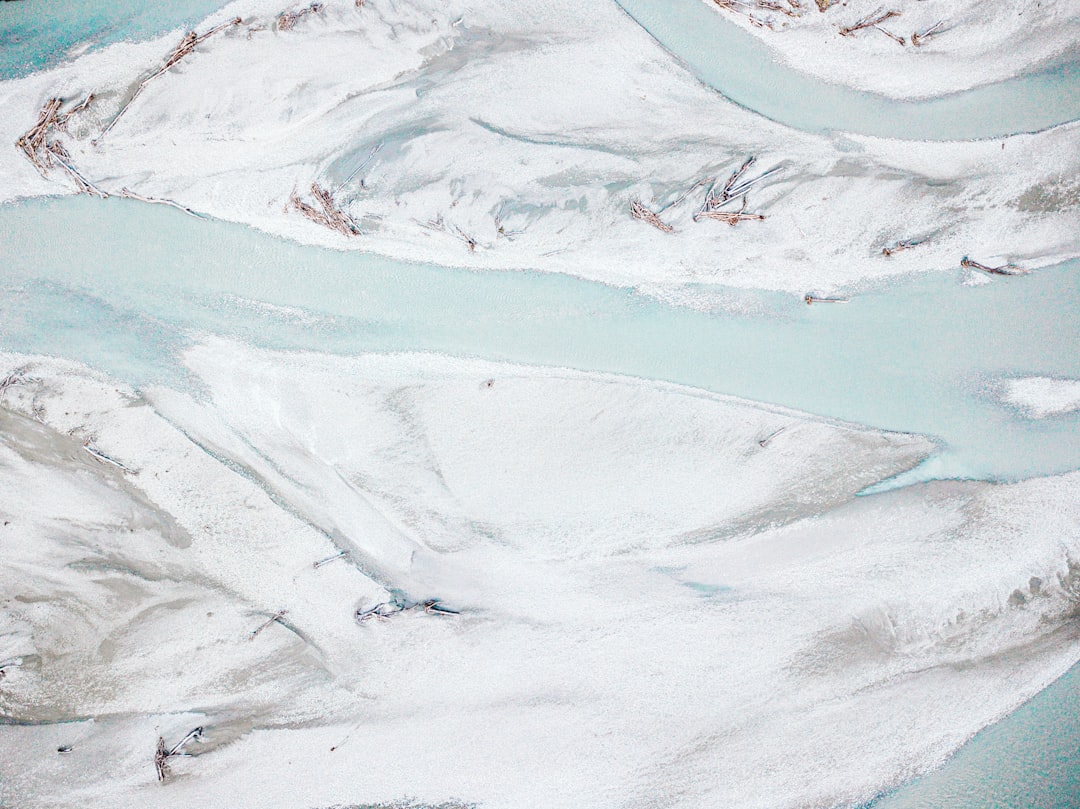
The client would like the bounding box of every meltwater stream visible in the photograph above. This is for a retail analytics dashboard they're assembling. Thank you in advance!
[1,196,1078,486]
[615,0,1080,140]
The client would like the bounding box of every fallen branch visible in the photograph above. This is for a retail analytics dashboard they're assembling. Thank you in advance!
[630,199,673,233]
[249,609,288,639]
[881,238,923,257]
[83,442,136,474]
[758,426,786,448]
[96,17,242,142]
[658,176,713,214]
[356,597,460,623]
[805,295,850,304]
[313,550,349,569]
[155,727,203,781]
[694,196,765,225]
[277,2,324,31]
[116,187,204,219]
[961,256,1029,276]
[911,20,945,47]
[838,8,901,41]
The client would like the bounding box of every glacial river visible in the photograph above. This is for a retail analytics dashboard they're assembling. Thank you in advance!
[1,0,1079,806]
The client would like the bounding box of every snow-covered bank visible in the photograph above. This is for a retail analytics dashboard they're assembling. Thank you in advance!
[1,345,1078,808]
[997,376,1080,419]
[686,0,1080,100]
[1,0,1077,296]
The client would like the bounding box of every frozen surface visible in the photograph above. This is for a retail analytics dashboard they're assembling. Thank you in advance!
[997,376,1080,419]
[0,0,1078,295]
[1,346,1079,808]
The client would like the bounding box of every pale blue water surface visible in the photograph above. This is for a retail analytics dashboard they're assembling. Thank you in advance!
[2,0,1080,804]
[615,0,1080,139]
[1,197,1077,485]
[0,0,230,78]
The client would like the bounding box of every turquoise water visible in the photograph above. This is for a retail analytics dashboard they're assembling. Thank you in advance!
[0,0,229,78]
[1,196,1077,484]
[2,1,1080,804]
[615,0,1080,140]
[869,659,1080,809]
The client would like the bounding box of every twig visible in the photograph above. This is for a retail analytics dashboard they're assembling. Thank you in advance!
[249,609,288,639]
[96,18,242,142]
[630,199,673,232]
[961,257,1029,276]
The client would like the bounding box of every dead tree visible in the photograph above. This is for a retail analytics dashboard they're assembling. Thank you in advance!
[277,2,324,31]
[155,727,203,781]
[630,199,674,233]
[838,9,905,45]
[290,183,361,236]
[15,95,106,195]
[911,20,945,47]
[96,17,242,142]
[961,257,1029,276]
[805,294,849,304]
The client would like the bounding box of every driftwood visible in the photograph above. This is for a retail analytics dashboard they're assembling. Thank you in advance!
[356,597,459,624]
[117,187,204,219]
[881,238,923,257]
[961,257,1029,276]
[911,20,945,47]
[709,0,773,30]
[16,95,96,183]
[839,9,904,45]
[277,2,324,31]
[313,550,349,569]
[155,727,203,781]
[290,183,361,236]
[630,199,673,232]
[805,295,850,304]
[83,442,136,474]
[96,18,242,142]
[695,198,766,225]
[249,609,288,639]
[658,176,713,214]
[758,426,786,448]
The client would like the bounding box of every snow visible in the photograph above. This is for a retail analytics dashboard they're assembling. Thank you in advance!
[686,0,1080,100]
[1,345,1078,808]
[0,0,1077,297]
[998,376,1080,418]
